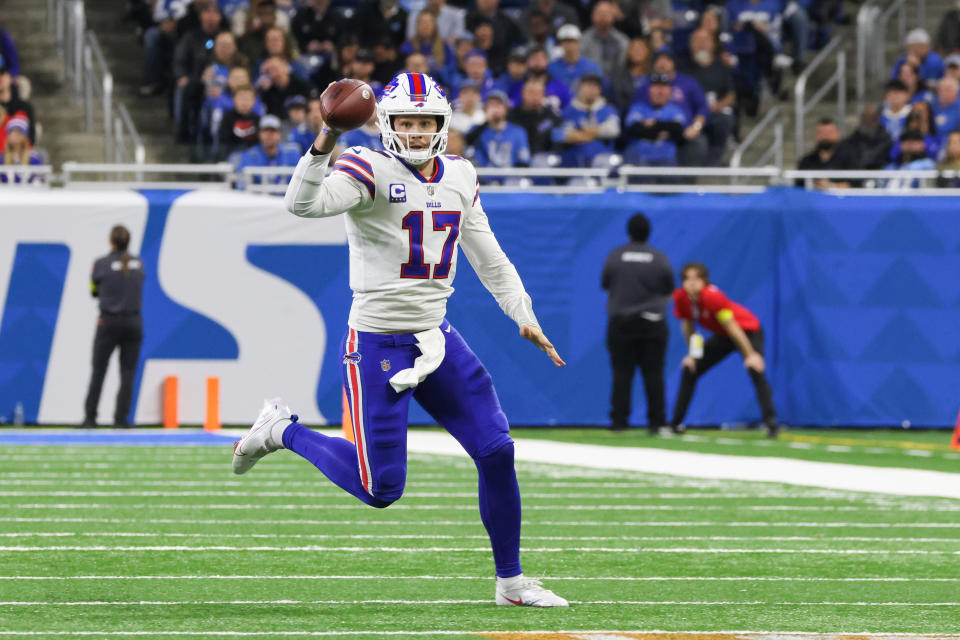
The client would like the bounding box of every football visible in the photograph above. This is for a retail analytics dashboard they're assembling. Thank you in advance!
[320,79,377,132]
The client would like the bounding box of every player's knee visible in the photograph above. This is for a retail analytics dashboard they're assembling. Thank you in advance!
[370,464,406,506]
[474,439,514,471]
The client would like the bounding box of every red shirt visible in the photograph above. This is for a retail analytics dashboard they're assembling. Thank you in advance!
[673,284,760,334]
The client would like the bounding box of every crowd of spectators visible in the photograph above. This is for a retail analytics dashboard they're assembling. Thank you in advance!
[0,24,43,183]
[130,0,848,176]
[798,19,960,190]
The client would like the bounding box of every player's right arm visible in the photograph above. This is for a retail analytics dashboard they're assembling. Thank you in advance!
[283,130,373,218]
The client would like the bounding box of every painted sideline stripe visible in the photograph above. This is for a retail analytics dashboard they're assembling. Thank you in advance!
[1,532,957,543]
[0,632,957,638]
[3,517,958,528]
[0,545,956,554]
[1,599,958,606]
[2,575,958,583]
[0,490,883,499]
[9,503,958,512]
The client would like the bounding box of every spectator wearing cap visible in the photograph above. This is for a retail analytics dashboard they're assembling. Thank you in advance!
[355,0,409,49]
[257,56,312,116]
[284,95,314,153]
[934,76,960,146]
[451,49,495,99]
[345,49,385,96]
[231,0,292,40]
[468,90,531,170]
[292,0,344,56]
[234,114,301,187]
[465,0,526,63]
[494,52,528,106]
[548,24,604,90]
[174,1,227,142]
[622,72,688,168]
[401,12,457,82]
[935,2,960,57]
[581,1,629,79]
[552,73,620,167]
[509,78,562,155]
[217,84,261,159]
[450,81,486,134]
[0,116,43,184]
[526,46,572,111]
[891,28,944,86]
[0,58,35,145]
[632,51,708,165]
[881,80,913,141]
[944,53,960,82]
[339,110,385,151]
[404,0,465,44]
[679,28,735,165]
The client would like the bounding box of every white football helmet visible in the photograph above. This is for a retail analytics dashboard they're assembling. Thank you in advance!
[377,72,452,163]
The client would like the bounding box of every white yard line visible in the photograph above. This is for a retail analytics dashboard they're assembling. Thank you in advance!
[0,545,955,554]
[2,518,959,528]
[399,433,960,500]
[0,599,958,606]
[2,575,958,582]
[8,503,960,512]
[1,532,957,543]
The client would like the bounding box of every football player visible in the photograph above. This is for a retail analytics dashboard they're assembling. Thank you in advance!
[232,72,569,607]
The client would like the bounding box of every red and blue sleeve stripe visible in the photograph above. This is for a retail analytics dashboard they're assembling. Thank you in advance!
[472,180,480,206]
[334,154,375,199]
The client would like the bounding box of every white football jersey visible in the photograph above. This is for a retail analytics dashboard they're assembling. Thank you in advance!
[284,146,539,333]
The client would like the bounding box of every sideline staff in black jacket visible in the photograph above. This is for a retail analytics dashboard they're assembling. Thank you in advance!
[82,226,145,428]
[602,213,674,433]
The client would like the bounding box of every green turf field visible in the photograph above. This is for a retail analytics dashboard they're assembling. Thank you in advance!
[1,434,958,638]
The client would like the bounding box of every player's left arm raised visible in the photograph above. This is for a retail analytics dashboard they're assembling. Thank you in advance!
[459,176,566,368]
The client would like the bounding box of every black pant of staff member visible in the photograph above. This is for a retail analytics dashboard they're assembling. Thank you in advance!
[82,226,145,428]
[669,262,779,437]
[602,213,675,433]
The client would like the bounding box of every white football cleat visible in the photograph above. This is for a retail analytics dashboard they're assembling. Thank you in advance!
[495,575,569,607]
[232,398,297,475]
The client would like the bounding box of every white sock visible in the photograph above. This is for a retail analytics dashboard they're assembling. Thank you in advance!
[268,419,291,449]
[497,573,524,589]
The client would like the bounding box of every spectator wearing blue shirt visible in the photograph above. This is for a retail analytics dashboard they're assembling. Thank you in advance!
[494,52,528,107]
[888,103,940,163]
[552,73,620,167]
[284,95,315,154]
[547,25,604,92]
[935,77,960,147]
[234,115,302,188]
[880,80,913,142]
[469,90,531,170]
[623,73,689,167]
[884,130,937,189]
[633,52,708,165]
[891,29,945,86]
[0,27,21,78]
[451,50,496,100]
[526,46,572,113]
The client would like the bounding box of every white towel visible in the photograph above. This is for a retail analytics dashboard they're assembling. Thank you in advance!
[388,327,446,393]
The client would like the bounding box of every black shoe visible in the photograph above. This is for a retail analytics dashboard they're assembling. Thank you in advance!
[80,418,96,428]
[648,425,661,436]
[670,423,686,435]
[765,420,780,438]
[113,420,133,429]
[609,423,629,432]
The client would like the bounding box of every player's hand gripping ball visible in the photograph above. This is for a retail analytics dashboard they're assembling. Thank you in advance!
[320,79,377,132]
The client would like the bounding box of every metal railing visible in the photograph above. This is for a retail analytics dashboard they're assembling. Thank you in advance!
[47,0,145,165]
[730,106,783,172]
[0,166,54,185]
[856,0,927,113]
[10,163,960,194]
[795,36,847,155]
